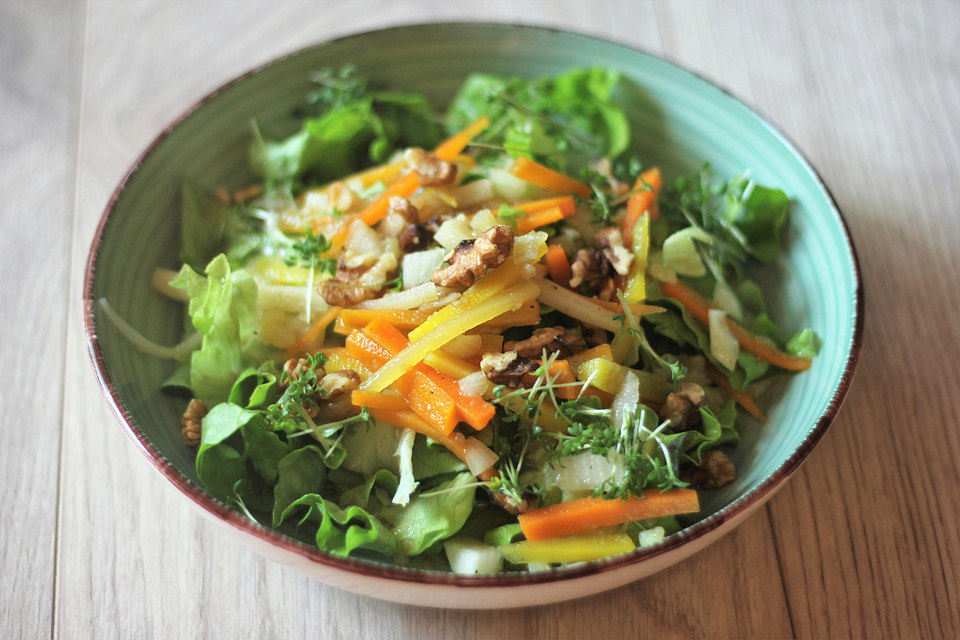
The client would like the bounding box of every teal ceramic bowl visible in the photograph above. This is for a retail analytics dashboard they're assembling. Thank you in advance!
[84,23,862,608]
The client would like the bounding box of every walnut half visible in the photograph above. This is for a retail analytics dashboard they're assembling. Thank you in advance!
[681,450,737,489]
[180,399,207,447]
[480,351,538,387]
[431,225,514,290]
[662,382,707,429]
[504,326,586,359]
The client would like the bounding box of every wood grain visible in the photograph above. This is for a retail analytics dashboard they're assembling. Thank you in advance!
[0,1,83,637]
[0,0,955,637]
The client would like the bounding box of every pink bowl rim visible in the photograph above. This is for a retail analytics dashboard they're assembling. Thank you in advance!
[82,21,864,589]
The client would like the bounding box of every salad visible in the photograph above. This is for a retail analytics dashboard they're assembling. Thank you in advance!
[107,66,819,573]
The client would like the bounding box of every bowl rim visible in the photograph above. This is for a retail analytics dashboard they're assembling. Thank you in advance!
[83,21,864,588]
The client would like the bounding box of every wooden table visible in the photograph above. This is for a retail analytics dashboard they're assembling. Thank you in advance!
[3,1,958,637]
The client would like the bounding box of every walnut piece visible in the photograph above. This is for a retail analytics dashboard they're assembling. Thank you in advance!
[595,227,634,276]
[431,224,513,290]
[388,196,419,223]
[504,326,586,359]
[180,399,207,447]
[569,247,615,299]
[281,357,326,389]
[662,382,707,429]
[320,251,398,307]
[681,450,737,489]
[315,370,361,423]
[404,148,457,186]
[398,223,433,252]
[489,489,533,515]
[481,351,538,387]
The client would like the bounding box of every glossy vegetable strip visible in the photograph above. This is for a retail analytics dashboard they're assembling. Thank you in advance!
[363,318,495,430]
[346,331,458,434]
[536,277,661,332]
[518,489,700,540]
[546,360,579,400]
[423,350,479,380]
[514,195,577,217]
[363,280,540,393]
[335,309,433,335]
[350,390,409,412]
[323,350,371,380]
[408,257,527,341]
[355,161,403,189]
[367,407,471,464]
[706,364,768,422]
[543,244,572,285]
[508,156,592,198]
[567,343,614,373]
[482,298,540,328]
[621,167,662,241]
[515,206,565,233]
[624,212,650,302]
[433,116,490,161]
[499,533,635,564]
[358,171,421,226]
[285,306,341,357]
[594,298,665,317]
[659,279,813,371]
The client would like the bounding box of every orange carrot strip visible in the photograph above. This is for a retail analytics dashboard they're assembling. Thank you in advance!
[547,360,578,400]
[514,195,576,218]
[706,365,768,422]
[346,331,458,433]
[519,489,700,541]
[433,117,490,161]
[622,167,662,243]
[358,172,421,226]
[659,279,813,371]
[356,162,402,189]
[543,244,572,286]
[516,206,565,233]
[508,156,592,198]
[350,390,409,412]
[362,318,495,430]
[334,309,433,335]
[366,407,471,464]
[285,306,342,357]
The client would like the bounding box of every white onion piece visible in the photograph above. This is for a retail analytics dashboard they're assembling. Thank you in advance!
[443,538,502,575]
[549,452,625,493]
[637,526,666,548]
[452,179,495,206]
[401,248,446,289]
[458,371,492,398]
[345,218,381,255]
[392,428,418,506]
[464,437,499,476]
[356,282,440,310]
[712,281,743,321]
[469,209,498,234]
[434,216,473,250]
[487,168,531,201]
[612,371,640,433]
[709,309,739,370]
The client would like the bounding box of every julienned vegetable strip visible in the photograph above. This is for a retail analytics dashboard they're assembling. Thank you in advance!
[514,195,576,217]
[515,206,566,233]
[498,533,635,564]
[366,407,471,464]
[408,258,527,341]
[508,156,592,198]
[622,167,662,241]
[518,489,700,540]
[535,277,660,332]
[659,279,813,371]
[346,331,459,434]
[350,390,408,412]
[358,171,421,225]
[362,280,540,393]
[335,308,433,334]
[544,244,572,285]
[361,318,495,430]
[433,116,490,161]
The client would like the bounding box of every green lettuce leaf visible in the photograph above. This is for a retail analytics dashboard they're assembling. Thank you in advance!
[446,68,629,173]
[723,178,791,263]
[272,446,327,527]
[228,362,280,409]
[392,471,476,556]
[278,493,397,557]
[195,402,290,500]
[483,523,523,547]
[662,399,739,466]
[786,328,821,358]
[171,255,272,405]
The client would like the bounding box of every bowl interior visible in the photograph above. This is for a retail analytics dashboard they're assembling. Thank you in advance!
[87,23,859,573]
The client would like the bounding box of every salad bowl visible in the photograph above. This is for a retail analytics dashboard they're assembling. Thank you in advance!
[84,22,862,608]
